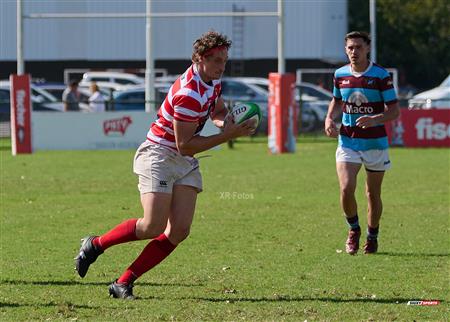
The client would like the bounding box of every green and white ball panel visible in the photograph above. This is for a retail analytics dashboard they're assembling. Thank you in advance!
[230,102,262,127]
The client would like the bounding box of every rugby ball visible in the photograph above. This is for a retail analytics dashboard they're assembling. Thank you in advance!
[230,102,261,128]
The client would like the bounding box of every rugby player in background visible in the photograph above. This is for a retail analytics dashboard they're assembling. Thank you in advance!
[325,31,399,255]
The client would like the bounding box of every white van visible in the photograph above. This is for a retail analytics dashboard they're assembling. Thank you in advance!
[80,72,144,86]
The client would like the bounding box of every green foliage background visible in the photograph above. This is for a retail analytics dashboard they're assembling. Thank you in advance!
[348,0,450,89]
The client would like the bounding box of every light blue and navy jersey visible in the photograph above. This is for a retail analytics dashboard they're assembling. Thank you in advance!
[333,62,397,151]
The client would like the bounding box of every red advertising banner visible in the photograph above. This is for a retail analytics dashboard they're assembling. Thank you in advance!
[268,73,297,153]
[387,109,450,147]
[10,74,32,154]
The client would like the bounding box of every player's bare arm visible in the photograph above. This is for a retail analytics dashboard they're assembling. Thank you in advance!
[356,102,400,129]
[174,118,254,156]
[325,98,343,138]
[210,97,229,128]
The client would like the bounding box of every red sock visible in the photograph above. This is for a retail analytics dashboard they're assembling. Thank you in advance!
[93,218,139,251]
[117,233,176,285]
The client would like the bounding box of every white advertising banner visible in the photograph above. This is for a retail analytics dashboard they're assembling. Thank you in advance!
[32,111,220,150]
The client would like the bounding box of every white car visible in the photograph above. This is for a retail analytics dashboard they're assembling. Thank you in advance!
[408,74,450,109]
[79,71,144,87]
[0,80,64,113]
[232,77,270,92]
[34,82,92,111]
[78,82,126,98]
[294,82,334,132]
[34,82,96,100]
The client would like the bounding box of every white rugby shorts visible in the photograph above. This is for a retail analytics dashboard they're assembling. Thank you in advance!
[133,140,203,194]
[336,146,391,171]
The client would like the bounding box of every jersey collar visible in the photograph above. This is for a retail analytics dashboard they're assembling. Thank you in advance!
[350,61,373,78]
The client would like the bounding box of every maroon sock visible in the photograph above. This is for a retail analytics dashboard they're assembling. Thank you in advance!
[93,218,139,251]
[117,233,176,285]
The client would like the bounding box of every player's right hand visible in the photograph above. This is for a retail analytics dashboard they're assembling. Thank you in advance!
[223,118,255,139]
[324,117,338,138]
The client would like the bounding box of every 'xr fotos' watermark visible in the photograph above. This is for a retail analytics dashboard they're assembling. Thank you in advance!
[219,191,254,200]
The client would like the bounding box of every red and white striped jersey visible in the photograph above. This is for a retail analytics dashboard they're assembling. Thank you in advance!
[147,64,222,150]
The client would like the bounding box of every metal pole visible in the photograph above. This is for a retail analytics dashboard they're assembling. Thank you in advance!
[369,0,376,62]
[17,0,24,75]
[25,12,278,19]
[145,0,154,112]
[277,0,285,73]
[22,9,278,101]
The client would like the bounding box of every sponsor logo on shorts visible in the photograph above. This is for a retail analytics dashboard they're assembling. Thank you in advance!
[383,160,391,165]
[159,180,168,187]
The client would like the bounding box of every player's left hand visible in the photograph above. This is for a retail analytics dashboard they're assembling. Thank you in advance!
[222,113,233,128]
[356,115,377,129]
[214,113,232,129]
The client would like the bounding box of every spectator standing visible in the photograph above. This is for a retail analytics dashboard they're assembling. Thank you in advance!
[88,82,105,112]
[62,80,80,111]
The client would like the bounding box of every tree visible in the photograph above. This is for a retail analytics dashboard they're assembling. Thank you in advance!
[348,0,450,90]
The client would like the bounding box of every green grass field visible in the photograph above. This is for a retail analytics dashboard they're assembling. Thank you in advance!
[1,137,448,321]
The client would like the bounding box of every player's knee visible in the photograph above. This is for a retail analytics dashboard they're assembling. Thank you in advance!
[137,221,166,239]
[366,190,381,201]
[166,226,191,244]
[341,185,356,197]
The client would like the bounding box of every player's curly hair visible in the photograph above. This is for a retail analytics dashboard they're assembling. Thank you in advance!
[192,30,232,63]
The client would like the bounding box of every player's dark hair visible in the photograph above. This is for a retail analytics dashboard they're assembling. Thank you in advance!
[345,31,371,45]
[192,30,232,63]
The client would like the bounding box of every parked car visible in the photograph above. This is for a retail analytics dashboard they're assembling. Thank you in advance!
[154,76,269,133]
[79,80,131,95]
[112,79,270,133]
[220,78,269,134]
[231,77,334,132]
[408,74,450,109]
[232,77,269,92]
[33,82,66,99]
[0,87,10,121]
[111,83,171,111]
[34,82,109,112]
[0,80,64,121]
[80,71,144,87]
[232,76,332,101]
[156,75,179,83]
[295,83,333,132]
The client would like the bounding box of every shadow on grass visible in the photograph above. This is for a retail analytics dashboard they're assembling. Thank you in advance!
[377,252,449,258]
[174,295,444,305]
[0,279,204,288]
[0,301,108,309]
